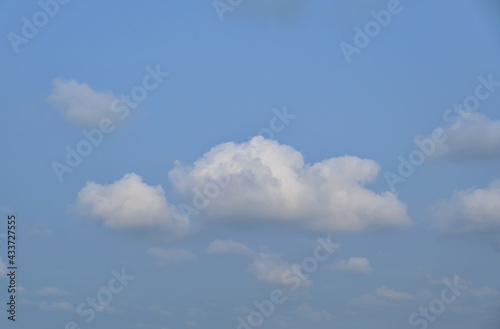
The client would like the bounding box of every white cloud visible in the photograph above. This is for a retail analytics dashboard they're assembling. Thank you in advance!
[169,136,410,232]
[431,179,500,234]
[39,301,75,312]
[420,277,498,314]
[328,257,372,274]
[204,240,254,257]
[48,78,122,128]
[248,253,312,287]
[296,303,333,322]
[75,138,410,239]
[33,287,70,296]
[248,253,290,286]
[76,173,190,238]
[147,247,197,264]
[351,287,414,307]
[418,113,500,161]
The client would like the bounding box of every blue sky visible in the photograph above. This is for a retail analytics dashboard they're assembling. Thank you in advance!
[1,0,500,328]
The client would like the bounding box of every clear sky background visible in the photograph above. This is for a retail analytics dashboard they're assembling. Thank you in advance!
[1,1,500,328]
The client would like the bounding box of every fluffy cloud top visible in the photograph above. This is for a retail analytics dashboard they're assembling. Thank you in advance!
[147,247,198,264]
[76,173,189,236]
[204,240,254,257]
[417,113,500,161]
[431,179,500,233]
[328,257,372,274]
[170,136,410,232]
[48,78,122,128]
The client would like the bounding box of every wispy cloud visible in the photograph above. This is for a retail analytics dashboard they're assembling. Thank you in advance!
[351,286,414,307]
[248,252,312,287]
[328,257,373,274]
[147,247,198,265]
[431,178,500,234]
[39,301,75,312]
[204,239,254,257]
[33,287,71,296]
[418,113,500,161]
[48,78,122,128]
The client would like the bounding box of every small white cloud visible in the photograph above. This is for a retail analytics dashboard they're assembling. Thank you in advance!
[76,173,190,238]
[48,78,122,128]
[204,240,254,257]
[328,257,372,274]
[39,301,75,312]
[248,253,311,287]
[297,303,333,322]
[417,113,500,161]
[33,287,70,296]
[431,179,500,234]
[147,247,197,264]
[248,253,290,286]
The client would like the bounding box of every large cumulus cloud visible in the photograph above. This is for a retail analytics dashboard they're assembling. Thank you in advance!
[169,136,410,232]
